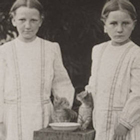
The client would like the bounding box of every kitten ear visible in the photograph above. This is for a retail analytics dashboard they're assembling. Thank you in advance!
[82,91,88,98]
[76,91,86,100]
[76,94,80,101]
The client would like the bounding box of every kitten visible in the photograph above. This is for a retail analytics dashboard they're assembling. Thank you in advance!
[52,95,77,122]
[76,91,93,130]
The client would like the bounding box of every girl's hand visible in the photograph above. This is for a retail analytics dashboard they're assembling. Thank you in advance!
[113,123,129,140]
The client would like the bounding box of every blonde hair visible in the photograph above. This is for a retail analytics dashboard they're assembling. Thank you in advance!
[101,0,137,23]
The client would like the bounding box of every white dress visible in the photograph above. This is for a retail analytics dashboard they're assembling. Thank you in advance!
[86,41,140,140]
[0,37,74,140]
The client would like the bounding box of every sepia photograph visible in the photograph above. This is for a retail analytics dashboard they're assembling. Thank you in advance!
[0,0,140,140]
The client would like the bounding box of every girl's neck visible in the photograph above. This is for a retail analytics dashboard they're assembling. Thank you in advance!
[111,39,131,47]
[17,36,37,43]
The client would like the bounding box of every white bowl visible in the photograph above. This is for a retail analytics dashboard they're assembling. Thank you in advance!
[49,122,80,131]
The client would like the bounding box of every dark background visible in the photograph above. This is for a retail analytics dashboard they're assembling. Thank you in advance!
[0,0,140,111]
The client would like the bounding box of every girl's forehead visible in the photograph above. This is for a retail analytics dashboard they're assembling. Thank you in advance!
[15,6,40,15]
[107,10,132,20]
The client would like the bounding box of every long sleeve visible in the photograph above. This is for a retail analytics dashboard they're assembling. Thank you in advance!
[85,47,97,96]
[52,43,74,108]
[85,43,107,98]
[0,47,5,123]
[119,50,140,129]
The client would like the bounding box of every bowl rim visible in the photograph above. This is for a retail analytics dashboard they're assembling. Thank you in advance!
[49,122,80,127]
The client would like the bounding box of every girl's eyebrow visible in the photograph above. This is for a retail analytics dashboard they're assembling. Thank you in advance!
[109,20,117,23]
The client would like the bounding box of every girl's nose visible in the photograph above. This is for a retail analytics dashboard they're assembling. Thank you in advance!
[25,21,31,28]
[117,24,123,33]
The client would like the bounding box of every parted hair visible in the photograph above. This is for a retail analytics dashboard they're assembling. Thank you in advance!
[10,0,44,19]
[101,0,137,23]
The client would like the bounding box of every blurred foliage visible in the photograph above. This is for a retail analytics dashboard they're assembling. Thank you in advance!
[0,2,17,45]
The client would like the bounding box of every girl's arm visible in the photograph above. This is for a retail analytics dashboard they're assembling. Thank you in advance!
[51,43,74,108]
[85,43,105,98]
[0,47,5,123]
[85,47,98,97]
[119,50,140,130]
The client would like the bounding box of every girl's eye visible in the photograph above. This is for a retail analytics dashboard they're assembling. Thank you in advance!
[19,19,26,22]
[31,19,38,22]
[123,22,129,25]
[110,22,117,25]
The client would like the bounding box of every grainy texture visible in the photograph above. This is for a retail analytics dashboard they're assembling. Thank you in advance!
[34,128,95,140]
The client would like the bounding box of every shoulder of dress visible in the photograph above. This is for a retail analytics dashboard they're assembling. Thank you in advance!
[0,40,15,52]
[40,38,59,47]
[41,39,59,49]
[126,42,140,64]
[92,41,109,51]
[39,38,61,55]
[91,41,110,57]
[129,42,140,54]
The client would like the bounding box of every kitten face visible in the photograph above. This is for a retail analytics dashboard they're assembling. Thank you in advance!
[53,96,70,110]
[77,91,93,107]
[52,96,77,123]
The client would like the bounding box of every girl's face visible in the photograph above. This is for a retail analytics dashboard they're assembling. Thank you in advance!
[12,6,42,42]
[104,10,136,46]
